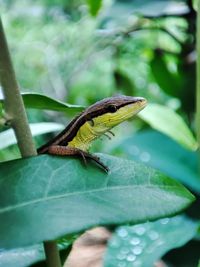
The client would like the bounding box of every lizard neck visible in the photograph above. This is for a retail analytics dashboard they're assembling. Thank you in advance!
[67,121,99,151]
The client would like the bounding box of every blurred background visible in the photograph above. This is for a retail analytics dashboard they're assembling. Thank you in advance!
[0,0,197,157]
[0,0,199,267]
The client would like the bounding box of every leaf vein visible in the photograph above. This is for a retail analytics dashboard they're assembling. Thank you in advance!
[0,184,182,214]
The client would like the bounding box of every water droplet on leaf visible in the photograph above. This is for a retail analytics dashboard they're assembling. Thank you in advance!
[148,230,159,240]
[133,226,146,236]
[130,237,140,245]
[117,228,128,238]
[132,246,143,255]
[140,152,151,162]
[127,254,136,262]
[160,218,170,224]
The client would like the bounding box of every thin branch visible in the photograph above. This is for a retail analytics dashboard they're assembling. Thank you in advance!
[125,26,184,45]
[0,18,61,267]
[196,1,200,168]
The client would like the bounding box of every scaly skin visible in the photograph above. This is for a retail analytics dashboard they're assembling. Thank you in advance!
[37,95,147,171]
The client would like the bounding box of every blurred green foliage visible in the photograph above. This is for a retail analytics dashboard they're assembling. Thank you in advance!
[1,0,196,151]
[0,0,199,266]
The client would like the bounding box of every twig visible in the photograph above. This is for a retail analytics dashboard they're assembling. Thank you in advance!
[196,1,200,169]
[125,26,183,45]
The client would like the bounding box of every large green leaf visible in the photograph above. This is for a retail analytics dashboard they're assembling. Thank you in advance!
[0,122,64,150]
[0,93,84,113]
[0,154,194,248]
[114,130,199,192]
[139,103,198,151]
[104,216,198,267]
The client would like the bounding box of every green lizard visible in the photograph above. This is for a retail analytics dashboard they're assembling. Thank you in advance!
[38,95,147,171]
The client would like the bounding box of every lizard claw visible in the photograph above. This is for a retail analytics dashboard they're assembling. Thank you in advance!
[81,151,109,173]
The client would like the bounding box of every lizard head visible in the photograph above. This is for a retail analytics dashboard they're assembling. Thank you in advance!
[85,95,147,132]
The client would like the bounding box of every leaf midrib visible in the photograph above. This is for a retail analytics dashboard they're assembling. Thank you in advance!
[0,184,184,214]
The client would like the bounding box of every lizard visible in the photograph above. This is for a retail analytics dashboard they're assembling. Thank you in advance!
[37,95,147,172]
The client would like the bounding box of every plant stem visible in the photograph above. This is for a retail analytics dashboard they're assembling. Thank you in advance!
[197,1,200,166]
[44,241,62,267]
[0,19,36,157]
[0,18,61,267]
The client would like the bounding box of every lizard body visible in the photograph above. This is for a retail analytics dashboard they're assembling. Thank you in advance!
[37,95,147,171]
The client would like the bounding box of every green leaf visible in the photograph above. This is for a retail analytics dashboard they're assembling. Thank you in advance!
[0,238,71,267]
[0,93,84,113]
[150,54,181,97]
[0,244,43,267]
[87,0,102,16]
[115,130,199,193]
[139,103,198,151]
[104,216,198,267]
[192,0,198,11]
[114,69,135,95]
[0,154,194,248]
[0,122,64,150]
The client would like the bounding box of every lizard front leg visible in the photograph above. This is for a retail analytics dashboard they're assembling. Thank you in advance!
[47,145,109,173]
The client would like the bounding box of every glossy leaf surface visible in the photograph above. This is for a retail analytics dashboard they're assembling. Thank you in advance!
[0,154,194,248]
[139,103,198,151]
[114,130,199,192]
[104,216,198,267]
[0,93,84,113]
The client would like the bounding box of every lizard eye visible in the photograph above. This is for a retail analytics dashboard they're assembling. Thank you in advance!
[107,104,117,113]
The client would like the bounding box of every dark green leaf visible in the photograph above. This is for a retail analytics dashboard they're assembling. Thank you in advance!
[150,53,181,97]
[22,93,84,113]
[114,130,199,192]
[0,93,84,113]
[104,216,198,267]
[114,69,135,95]
[0,154,194,248]
[87,0,102,16]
